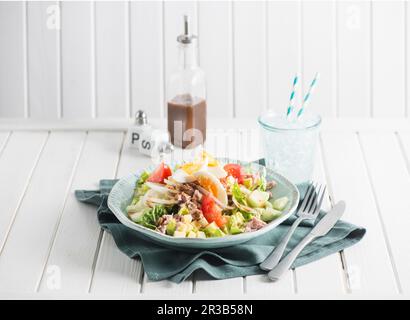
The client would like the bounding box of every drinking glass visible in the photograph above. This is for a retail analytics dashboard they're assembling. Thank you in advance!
[258,111,321,185]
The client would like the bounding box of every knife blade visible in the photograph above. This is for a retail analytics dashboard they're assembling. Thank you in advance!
[267,200,346,281]
[309,200,346,237]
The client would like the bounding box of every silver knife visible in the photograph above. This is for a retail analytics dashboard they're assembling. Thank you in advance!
[268,201,346,282]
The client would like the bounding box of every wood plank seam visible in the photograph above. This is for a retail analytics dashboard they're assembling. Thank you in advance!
[35,131,88,292]
[0,131,49,256]
[138,261,145,294]
[292,269,298,294]
[191,273,196,294]
[338,251,351,293]
[396,132,410,174]
[87,131,127,293]
[88,228,104,293]
[356,132,403,293]
[0,132,12,159]
[319,133,351,293]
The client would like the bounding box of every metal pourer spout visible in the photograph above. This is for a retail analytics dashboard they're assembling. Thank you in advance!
[177,15,197,44]
[184,14,189,35]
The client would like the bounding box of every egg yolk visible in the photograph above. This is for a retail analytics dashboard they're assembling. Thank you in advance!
[179,152,220,176]
[197,176,218,197]
[181,162,204,175]
[200,151,218,167]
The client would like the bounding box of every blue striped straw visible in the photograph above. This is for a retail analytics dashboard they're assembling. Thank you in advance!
[297,72,319,118]
[286,74,299,119]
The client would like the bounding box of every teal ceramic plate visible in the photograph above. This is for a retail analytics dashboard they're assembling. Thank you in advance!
[108,158,299,249]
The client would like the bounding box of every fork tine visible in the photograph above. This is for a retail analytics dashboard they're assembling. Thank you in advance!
[313,185,327,215]
[309,184,322,213]
[299,182,315,212]
[305,182,319,213]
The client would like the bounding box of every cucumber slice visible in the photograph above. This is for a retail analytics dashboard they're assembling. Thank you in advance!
[247,190,270,208]
[261,207,282,222]
[166,219,177,236]
[204,222,225,237]
[272,197,289,211]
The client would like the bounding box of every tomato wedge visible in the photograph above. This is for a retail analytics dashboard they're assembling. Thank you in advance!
[147,162,172,184]
[201,195,226,227]
[216,215,228,228]
[223,163,245,184]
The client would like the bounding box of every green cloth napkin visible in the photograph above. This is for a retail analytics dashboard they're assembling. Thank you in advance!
[75,179,365,284]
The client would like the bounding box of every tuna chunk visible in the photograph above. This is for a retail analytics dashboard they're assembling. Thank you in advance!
[245,217,267,232]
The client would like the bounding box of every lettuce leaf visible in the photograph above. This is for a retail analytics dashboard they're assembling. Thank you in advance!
[130,171,150,205]
[240,211,254,221]
[138,205,167,229]
[253,175,266,191]
[137,170,150,186]
[232,182,247,205]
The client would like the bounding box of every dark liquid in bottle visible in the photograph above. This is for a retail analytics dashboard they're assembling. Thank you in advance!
[167,94,207,149]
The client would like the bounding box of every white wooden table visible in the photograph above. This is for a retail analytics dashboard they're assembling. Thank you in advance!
[0,118,410,300]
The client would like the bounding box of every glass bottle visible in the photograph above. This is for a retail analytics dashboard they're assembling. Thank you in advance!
[167,15,206,149]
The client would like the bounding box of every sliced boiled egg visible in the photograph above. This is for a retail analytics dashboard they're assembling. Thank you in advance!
[193,170,228,206]
[145,181,171,194]
[180,158,208,175]
[206,164,227,179]
[171,168,197,183]
[198,151,219,167]
[171,158,209,183]
[195,151,227,178]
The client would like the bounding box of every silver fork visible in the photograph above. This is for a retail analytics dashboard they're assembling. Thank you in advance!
[260,182,327,271]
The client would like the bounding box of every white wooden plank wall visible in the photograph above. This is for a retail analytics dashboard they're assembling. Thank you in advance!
[1,1,410,119]
[302,1,336,117]
[198,1,233,117]
[27,1,60,118]
[337,1,371,117]
[130,1,163,118]
[0,2,27,117]
[95,2,130,118]
[372,1,406,117]
[61,1,94,118]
